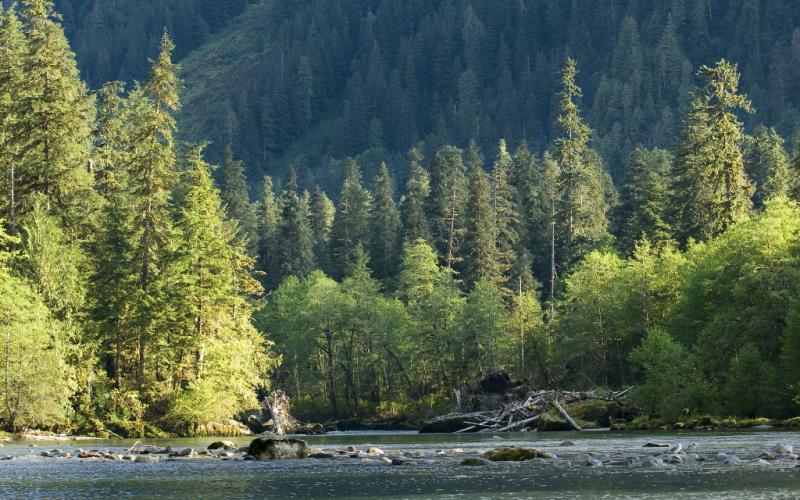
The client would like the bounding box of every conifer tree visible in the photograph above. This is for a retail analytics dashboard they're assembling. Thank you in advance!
[369,163,400,281]
[552,58,611,269]
[670,60,753,243]
[256,176,279,282]
[274,168,314,283]
[491,139,518,278]
[399,148,430,243]
[308,185,334,274]
[127,32,181,385]
[616,148,672,255]
[463,161,501,289]
[219,145,257,254]
[330,160,372,278]
[743,125,790,208]
[0,5,26,234]
[11,0,95,230]
[426,145,467,270]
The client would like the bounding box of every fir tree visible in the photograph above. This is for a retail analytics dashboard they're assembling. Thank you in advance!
[219,145,257,254]
[368,163,400,281]
[491,139,518,279]
[330,160,372,278]
[274,168,315,283]
[743,125,790,208]
[463,161,501,289]
[12,0,95,230]
[0,5,26,234]
[399,148,430,243]
[670,59,754,243]
[308,185,334,274]
[426,145,467,270]
[256,176,279,283]
[615,148,672,255]
[552,58,611,269]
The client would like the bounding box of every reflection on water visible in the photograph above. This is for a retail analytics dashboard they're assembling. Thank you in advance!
[1,430,799,498]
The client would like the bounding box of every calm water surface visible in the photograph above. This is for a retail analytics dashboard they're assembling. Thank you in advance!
[1,430,799,498]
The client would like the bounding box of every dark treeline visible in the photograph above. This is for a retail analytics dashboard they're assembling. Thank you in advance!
[1,1,800,436]
[57,0,800,191]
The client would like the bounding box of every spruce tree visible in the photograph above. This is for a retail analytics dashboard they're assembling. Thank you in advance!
[616,147,672,255]
[0,5,26,234]
[219,145,257,254]
[399,148,430,243]
[127,32,181,385]
[552,58,610,270]
[491,139,518,279]
[308,185,334,274]
[743,125,790,208]
[426,145,467,270]
[12,0,95,230]
[463,161,501,289]
[368,163,400,281]
[256,176,279,282]
[273,168,315,283]
[670,59,754,243]
[330,160,372,278]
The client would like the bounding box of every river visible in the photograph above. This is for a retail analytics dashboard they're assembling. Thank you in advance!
[1,429,799,498]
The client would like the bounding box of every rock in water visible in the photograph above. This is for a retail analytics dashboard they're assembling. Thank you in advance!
[460,457,495,466]
[482,447,546,461]
[641,456,664,468]
[134,455,157,463]
[208,440,236,451]
[770,444,793,455]
[642,442,670,448]
[248,438,310,460]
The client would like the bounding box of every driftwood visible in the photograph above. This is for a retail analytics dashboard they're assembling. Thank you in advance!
[424,388,631,433]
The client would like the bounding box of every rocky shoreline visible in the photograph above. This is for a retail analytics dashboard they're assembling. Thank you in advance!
[2,436,798,473]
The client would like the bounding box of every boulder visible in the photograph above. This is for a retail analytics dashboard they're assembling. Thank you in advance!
[366,447,384,456]
[247,438,310,460]
[460,457,495,466]
[208,440,237,451]
[770,443,793,455]
[310,452,334,459]
[481,446,546,461]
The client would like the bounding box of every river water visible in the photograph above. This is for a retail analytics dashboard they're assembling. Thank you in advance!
[1,429,799,498]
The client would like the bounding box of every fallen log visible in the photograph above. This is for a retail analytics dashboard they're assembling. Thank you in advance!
[554,399,583,432]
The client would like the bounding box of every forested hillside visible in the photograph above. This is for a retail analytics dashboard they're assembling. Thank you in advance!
[2,0,800,436]
[51,0,800,189]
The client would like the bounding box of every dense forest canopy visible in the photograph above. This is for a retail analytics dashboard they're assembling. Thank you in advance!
[51,0,800,192]
[1,0,800,436]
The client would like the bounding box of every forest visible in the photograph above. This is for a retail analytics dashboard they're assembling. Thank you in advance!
[1,0,800,437]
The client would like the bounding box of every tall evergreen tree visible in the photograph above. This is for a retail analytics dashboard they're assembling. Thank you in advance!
[552,58,611,270]
[273,168,314,283]
[399,148,430,243]
[615,147,672,255]
[463,161,501,289]
[308,185,334,274]
[426,145,467,270]
[330,160,372,278]
[0,5,26,234]
[11,0,95,230]
[743,125,790,208]
[219,145,257,254]
[491,139,518,279]
[127,32,181,385]
[670,59,754,243]
[368,163,400,281]
[256,176,279,283]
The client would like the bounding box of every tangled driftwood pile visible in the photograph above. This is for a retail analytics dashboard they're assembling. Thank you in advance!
[423,387,632,433]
